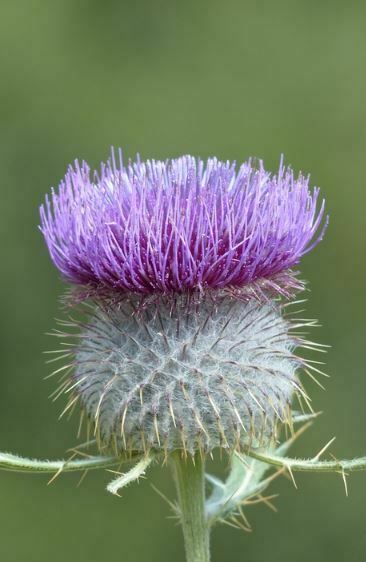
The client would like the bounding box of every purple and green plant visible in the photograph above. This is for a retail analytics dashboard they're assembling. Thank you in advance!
[1,150,365,562]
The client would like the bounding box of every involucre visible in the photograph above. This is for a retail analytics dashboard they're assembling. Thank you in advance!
[70,296,307,455]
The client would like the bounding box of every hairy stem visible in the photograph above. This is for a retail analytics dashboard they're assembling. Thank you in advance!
[0,451,135,474]
[245,450,366,473]
[171,452,210,562]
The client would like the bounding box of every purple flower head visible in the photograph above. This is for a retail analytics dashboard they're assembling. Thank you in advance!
[40,151,327,300]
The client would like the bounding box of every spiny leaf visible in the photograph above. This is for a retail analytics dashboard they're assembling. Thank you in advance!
[106,453,155,497]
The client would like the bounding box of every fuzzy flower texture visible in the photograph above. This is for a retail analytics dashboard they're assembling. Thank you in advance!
[40,152,327,456]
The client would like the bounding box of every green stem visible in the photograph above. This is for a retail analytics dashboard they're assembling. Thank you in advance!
[171,452,210,562]
[0,451,136,474]
[245,449,366,473]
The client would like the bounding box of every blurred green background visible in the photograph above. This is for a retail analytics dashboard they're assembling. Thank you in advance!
[1,1,366,561]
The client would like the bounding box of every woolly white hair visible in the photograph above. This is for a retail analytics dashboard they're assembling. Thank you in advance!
[56,296,312,455]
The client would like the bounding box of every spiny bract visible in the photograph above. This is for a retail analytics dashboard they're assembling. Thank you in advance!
[59,296,311,455]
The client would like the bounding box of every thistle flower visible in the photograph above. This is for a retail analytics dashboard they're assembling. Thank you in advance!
[40,151,327,457]
[4,148,366,562]
[40,152,327,299]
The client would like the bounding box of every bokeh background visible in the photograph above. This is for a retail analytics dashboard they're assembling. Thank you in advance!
[1,1,366,561]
